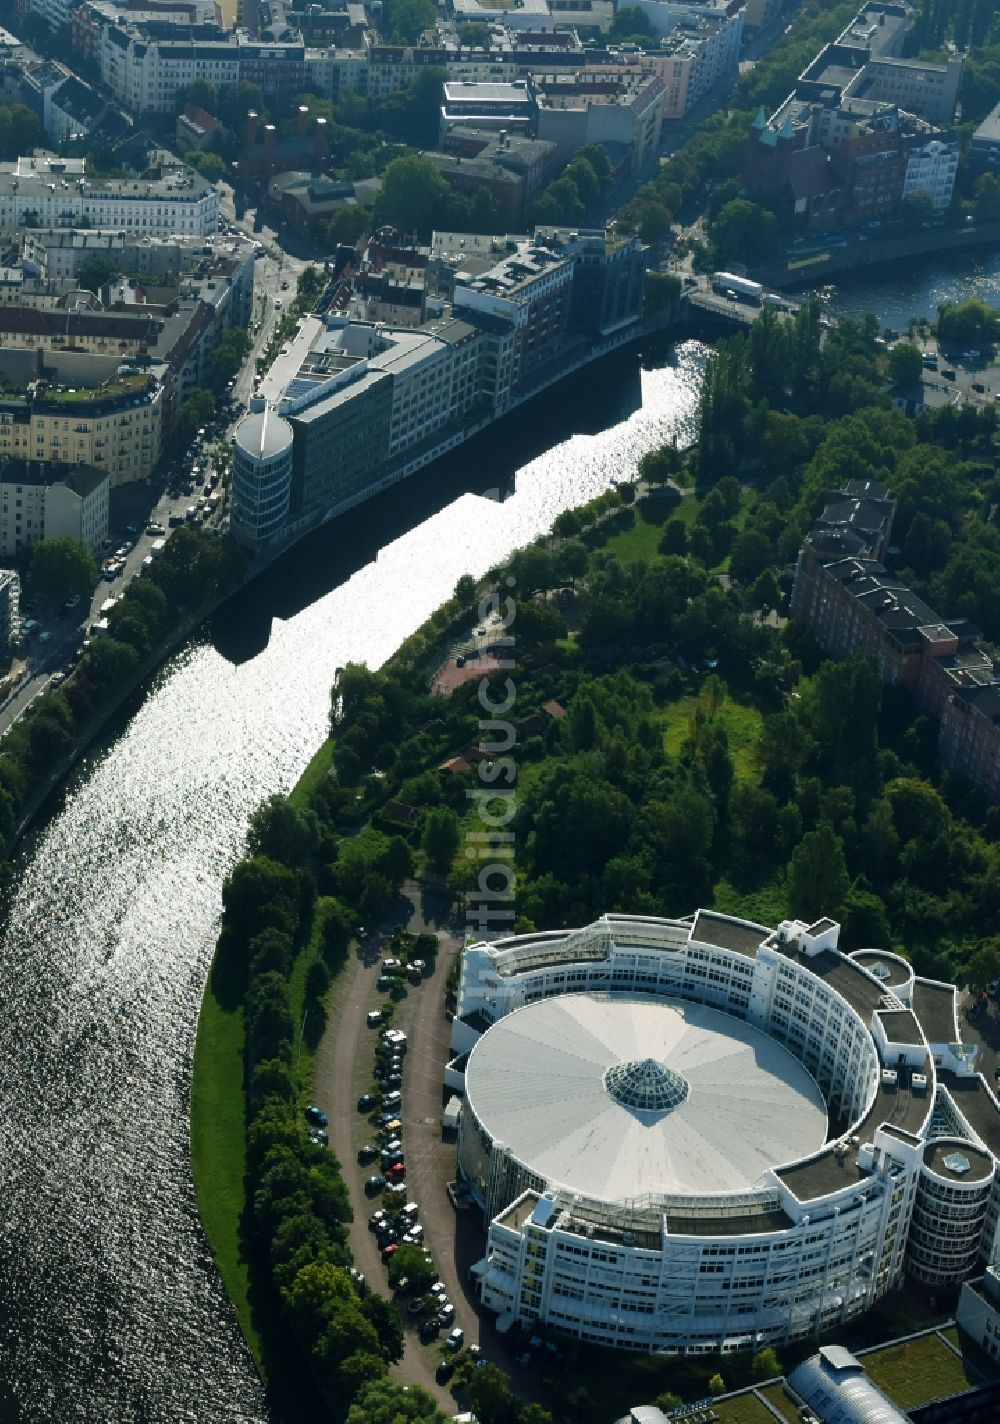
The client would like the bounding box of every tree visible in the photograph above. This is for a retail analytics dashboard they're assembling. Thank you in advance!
[177,389,216,441]
[192,151,226,181]
[710,199,779,265]
[888,343,924,387]
[937,298,1000,349]
[375,155,451,235]
[77,254,123,295]
[383,0,437,43]
[28,538,98,603]
[973,171,1000,222]
[788,822,850,920]
[362,1293,405,1363]
[457,1363,518,1424]
[82,636,140,691]
[729,529,772,584]
[346,1379,449,1424]
[967,939,1000,992]
[217,81,267,131]
[248,795,318,866]
[708,1374,726,1397]
[752,1347,782,1381]
[422,806,459,873]
[386,1243,436,1292]
[457,21,491,45]
[183,77,218,115]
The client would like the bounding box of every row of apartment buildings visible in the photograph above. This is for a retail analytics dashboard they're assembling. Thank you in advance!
[745,2,962,229]
[231,226,644,549]
[790,482,1000,801]
[62,2,745,127]
[0,220,256,558]
[0,153,219,238]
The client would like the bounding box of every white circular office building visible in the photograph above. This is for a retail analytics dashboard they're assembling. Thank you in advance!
[450,912,1000,1355]
[230,407,294,548]
[461,995,828,1204]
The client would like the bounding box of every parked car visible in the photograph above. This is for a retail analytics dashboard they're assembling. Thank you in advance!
[386,1163,406,1182]
[445,1327,464,1351]
[304,1104,327,1127]
[357,1093,377,1112]
[365,1175,387,1195]
[368,1210,387,1231]
[358,1144,379,1165]
[367,1010,384,1027]
[436,1301,455,1323]
[435,1356,455,1382]
[381,1242,399,1262]
[386,1181,408,1198]
[422,1318,443,1344]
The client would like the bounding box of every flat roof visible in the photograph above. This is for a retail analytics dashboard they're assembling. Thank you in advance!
[666,1206,794,1237]
[779,1062,932,1201]
[939,1072,1000,1158]
[464,993,828,1202]
[923,1139,994,1183]
[911,979,956,1044]
[851,951,910,989]
[690,910,766,959]
[876,1008,923,1044]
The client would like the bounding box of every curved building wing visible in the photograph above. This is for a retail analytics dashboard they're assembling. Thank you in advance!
[449,911,1000,1354]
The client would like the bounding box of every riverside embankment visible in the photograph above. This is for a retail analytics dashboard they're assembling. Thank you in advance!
[0,335,705,1423]
[753,218,1000,293]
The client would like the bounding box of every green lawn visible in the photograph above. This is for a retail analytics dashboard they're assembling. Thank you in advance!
[289,739,334,809]
[190,984,258,1362]
[660,695,763,781]
[758,1382,801,1423]
[602,496,699,565]
[862,1332,980,1409]
[712,1394,781,1424]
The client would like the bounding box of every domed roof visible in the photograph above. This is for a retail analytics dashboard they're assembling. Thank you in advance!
[604,1058,689,1113]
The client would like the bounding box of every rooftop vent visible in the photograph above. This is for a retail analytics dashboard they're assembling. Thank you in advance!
[942,1151,971,1175]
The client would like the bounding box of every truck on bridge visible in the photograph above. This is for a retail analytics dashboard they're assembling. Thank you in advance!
[712,271,763,302]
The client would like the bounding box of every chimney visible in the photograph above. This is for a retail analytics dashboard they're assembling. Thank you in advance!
[246,109,259,145]
[297,104,309,137]
[264,124,277,171]
[314,115,329,165]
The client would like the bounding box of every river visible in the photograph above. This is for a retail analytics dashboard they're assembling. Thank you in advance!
[0,338,706,1423]
[822,245,1000,328]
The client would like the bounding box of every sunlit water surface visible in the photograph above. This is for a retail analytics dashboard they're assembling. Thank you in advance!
[0,341,707,1423]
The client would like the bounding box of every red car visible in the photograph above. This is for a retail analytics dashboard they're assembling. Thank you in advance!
[381,1243,399,1262]
[386,1163,406,1182]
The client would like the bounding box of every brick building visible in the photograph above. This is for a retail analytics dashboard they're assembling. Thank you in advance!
[791,486,1000,799]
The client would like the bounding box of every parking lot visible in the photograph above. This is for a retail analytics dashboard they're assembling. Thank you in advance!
[312,882,568,1407]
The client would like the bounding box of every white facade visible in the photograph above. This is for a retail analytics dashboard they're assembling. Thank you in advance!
[44,470,109,553]
[0,466,109,556]
[903,137,959,210]
[452,912,1000,1354]
[101,29,241,115]
[0,156,218,239]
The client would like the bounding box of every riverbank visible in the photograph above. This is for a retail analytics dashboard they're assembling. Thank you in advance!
[753,218,1000,292]
[0,318,667,872]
